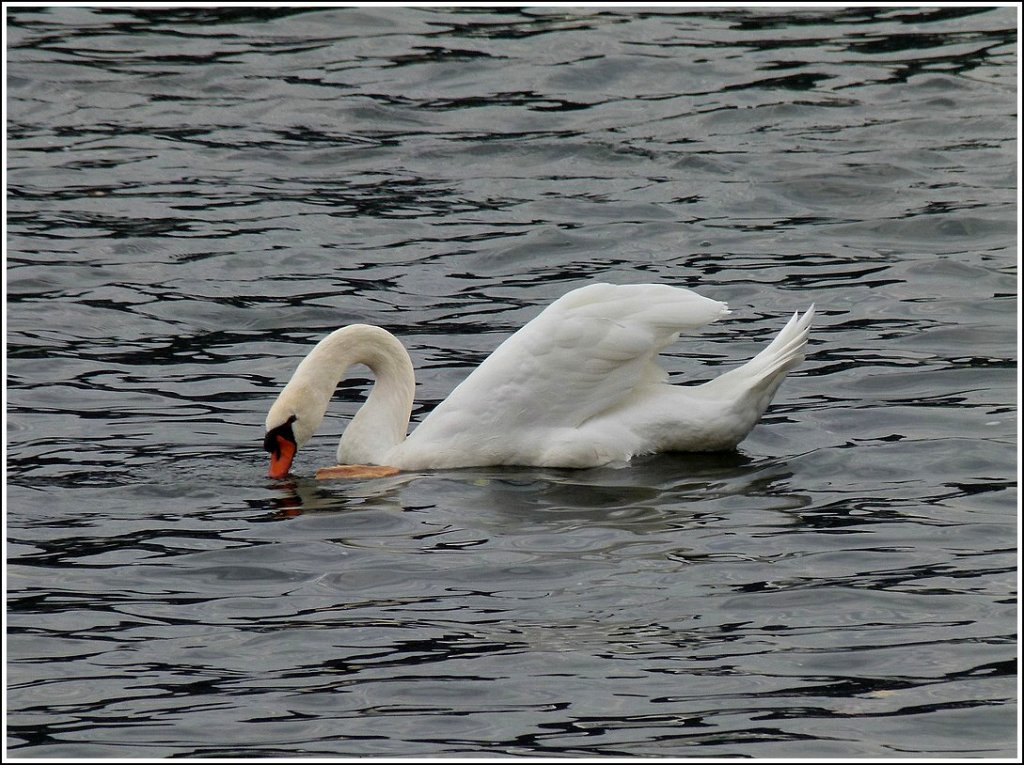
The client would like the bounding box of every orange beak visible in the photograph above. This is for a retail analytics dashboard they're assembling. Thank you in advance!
[267,434,297,479]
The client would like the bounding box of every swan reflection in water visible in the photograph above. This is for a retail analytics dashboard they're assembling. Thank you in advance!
[262,451,810,533]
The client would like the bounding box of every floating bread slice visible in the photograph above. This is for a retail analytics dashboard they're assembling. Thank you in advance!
[315,464,401,480]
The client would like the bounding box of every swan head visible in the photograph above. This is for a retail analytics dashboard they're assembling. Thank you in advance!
[264,413,299,479]
[264,391,325,479]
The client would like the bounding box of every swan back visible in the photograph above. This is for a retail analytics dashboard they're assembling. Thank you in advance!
[394,283,729,467]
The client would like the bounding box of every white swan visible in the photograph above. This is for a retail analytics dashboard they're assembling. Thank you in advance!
[263,283,814,478]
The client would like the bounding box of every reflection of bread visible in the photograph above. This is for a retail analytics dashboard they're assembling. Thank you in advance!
[315,464,401,480]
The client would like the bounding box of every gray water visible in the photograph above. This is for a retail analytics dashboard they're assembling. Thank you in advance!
[5,5,1018,759]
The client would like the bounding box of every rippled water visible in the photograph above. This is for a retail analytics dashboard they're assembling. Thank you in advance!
[5,5,1019,759]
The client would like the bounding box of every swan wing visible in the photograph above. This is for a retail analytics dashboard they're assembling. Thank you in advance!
[400,283,728,464]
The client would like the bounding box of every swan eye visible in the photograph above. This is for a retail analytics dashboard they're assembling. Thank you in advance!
[263,415,297,456]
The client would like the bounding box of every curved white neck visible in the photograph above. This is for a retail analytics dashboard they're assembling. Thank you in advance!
[267,324,415,465]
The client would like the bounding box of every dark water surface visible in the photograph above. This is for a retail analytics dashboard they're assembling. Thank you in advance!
[5,5,1018,759]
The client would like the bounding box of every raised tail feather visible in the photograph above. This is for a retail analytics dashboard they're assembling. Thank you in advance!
[700,305,815,411]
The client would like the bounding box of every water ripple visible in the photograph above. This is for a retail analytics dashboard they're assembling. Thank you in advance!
[6,5,1016,759]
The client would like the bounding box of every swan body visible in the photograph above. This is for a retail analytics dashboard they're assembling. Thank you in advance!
[263,283,814,478]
